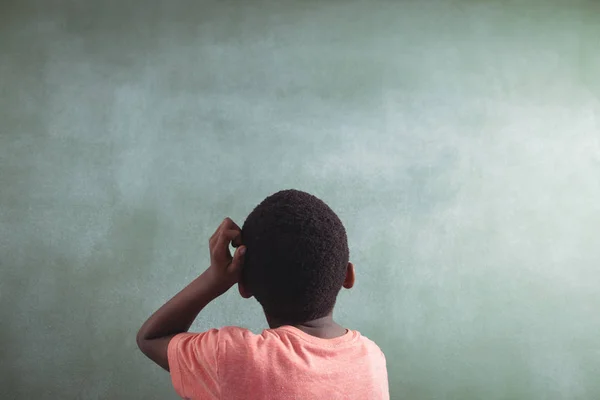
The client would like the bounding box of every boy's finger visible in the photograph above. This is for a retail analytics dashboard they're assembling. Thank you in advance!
[218,224,242,247]
[209,220,225,245]
[224,225,242,247]
[209,218,237,246]
[229,246,246,273]
[214,229,242,257]
[223,218,242,232]
[231,231,243,248]
[222,229,242,246]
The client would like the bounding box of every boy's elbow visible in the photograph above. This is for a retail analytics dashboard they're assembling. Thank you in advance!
[134,332,173,372]
[136,329,148,352]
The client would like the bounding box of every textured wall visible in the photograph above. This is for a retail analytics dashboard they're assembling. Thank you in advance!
[1,1,600,398]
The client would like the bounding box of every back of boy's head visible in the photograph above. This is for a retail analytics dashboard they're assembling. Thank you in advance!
[241,189,350,325]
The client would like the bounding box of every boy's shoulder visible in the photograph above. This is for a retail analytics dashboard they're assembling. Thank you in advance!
[215,325,384,355]
[211,325,269,344]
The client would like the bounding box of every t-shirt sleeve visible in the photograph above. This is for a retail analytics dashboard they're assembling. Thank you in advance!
[167,329,221,399]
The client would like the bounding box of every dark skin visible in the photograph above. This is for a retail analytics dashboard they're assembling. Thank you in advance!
[137,217,355,371]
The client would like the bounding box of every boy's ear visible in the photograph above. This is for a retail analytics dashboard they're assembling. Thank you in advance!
[343,262,355,289]
[238,280,253,299]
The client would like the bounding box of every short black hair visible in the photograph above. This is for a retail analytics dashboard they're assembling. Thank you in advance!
[241,189,350,325]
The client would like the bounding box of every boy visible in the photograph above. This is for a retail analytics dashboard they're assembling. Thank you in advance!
[137,189,389,399]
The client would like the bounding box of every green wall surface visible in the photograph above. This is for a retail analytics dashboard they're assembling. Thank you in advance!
[2,1,600,399]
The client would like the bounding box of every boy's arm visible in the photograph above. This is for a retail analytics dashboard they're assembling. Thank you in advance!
[136,218,246,371]
[136,270,227,371]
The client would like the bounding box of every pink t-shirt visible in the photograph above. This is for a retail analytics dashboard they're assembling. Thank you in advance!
[167,325,389,400]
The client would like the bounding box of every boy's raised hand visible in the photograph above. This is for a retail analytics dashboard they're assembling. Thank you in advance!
[136,217,247,371]
[206,217,246,293]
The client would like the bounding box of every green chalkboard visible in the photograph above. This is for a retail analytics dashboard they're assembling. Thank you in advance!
[2,1,600,399]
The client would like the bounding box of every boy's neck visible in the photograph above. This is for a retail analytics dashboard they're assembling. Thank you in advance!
[267,313,348,339]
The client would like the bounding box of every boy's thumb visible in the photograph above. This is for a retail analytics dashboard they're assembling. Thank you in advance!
[232,246,246,270]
